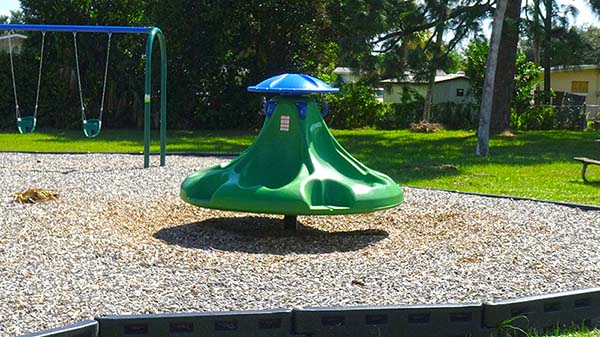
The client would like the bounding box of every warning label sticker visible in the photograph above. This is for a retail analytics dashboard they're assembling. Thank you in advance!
[280,115,290,131]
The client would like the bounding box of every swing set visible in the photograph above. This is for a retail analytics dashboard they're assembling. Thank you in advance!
[0,24,167,168]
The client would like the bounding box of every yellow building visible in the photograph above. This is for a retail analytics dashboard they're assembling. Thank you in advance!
[549,65,600,105]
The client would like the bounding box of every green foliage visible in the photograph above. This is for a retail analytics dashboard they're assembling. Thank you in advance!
[547,27,589,67]
[463,39,542,130]
[571,26,600,65]
[464,40,542,105]
[444,50,464,74]
[512,53,543,116]
[373,87,477,130]
[324,83,389,129]
[3,0,339,130]
[521,3,597,68]
[462,39,488,100]
[431,102,479,129]
[512,104,586,131]
[330,0,492,83]
[375,87,423,129]
[147,0,338,129]
[511,105,555,130]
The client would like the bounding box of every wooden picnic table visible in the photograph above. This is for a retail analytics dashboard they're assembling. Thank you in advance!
[574,140,600,182]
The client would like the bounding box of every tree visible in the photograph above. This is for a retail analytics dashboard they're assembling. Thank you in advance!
[463,39,488,99]
[490,0,522,132]
[477,0,508,156]
[9,0,339,130]
[463,40,542,118]
[511,53,543,120]
[328,0,492,87]
[367,0,493,120]
[577,26,600,64]
[146,0,338,129]
[523,0,580,102]
[423,0,448,122]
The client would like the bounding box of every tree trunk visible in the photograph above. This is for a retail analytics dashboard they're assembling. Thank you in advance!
[423,70,436,122]
[476,0,508,156]
[423,0,447,122]
[533,0,541,71]
[542,0,553,103]
[490,0,522,133]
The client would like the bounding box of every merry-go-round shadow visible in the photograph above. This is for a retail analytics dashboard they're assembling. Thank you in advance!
[153,216,389,254]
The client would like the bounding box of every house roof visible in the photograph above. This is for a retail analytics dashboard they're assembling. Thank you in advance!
[333,67,357,75]
[550,64,599,72]
[0,34,28,41]
[381,71,469,84]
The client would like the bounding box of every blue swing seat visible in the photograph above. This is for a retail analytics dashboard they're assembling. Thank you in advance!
[83,119,102,138]
[17,116,37,134]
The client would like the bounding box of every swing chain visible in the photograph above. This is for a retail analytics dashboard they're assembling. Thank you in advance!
[72,31,112,122]
[99,32,112,121]
[7,31,46,120]
[72,32,86,121]
[7,32,20,119]
[34,31,46,118]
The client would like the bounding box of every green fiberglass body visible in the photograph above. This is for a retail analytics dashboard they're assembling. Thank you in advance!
[180,74,403,216]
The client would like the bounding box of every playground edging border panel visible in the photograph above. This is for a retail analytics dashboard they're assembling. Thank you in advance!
[20,288,600,337]
[96,309,293,337]
[483,287,600,332]
[294,303,484,337]
[20,320,98,337]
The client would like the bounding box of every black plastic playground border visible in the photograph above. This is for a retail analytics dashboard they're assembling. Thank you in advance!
[20,287,600,337]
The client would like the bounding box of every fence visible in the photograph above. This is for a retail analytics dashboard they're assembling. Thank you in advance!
[584,105,600,130]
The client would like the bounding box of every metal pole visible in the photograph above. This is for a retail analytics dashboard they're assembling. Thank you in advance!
[143,27,167,168]
[144,33,153,168]
[0,24,151,34]
[283,215,298,230]
[157,28,167,167]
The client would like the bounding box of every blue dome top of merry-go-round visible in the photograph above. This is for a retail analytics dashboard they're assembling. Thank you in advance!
[247,73,339,94]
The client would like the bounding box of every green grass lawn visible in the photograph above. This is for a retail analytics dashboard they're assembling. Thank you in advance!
[527,327,600,337]
[1,128,599,206]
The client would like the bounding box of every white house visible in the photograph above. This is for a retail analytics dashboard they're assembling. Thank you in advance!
[0,34,27,54]
[381,70,475,104]
[333,67,475,104]
[333,67,361,84]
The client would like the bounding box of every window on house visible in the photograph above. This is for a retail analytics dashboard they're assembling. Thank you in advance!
[571,81,589,93]
[456,88,464,97]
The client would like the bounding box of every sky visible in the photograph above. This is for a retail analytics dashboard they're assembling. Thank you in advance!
[561,0,599,27]
[0,0,19,17]
[0,0,598,27]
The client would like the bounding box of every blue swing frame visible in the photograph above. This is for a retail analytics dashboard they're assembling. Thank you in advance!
[0,24,167,168]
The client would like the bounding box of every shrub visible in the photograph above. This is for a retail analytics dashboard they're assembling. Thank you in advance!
[511,105,555,130]
[374,87,423,129]
[324,83,388,129]
[430,102,479,130]
[553,106,586,130]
